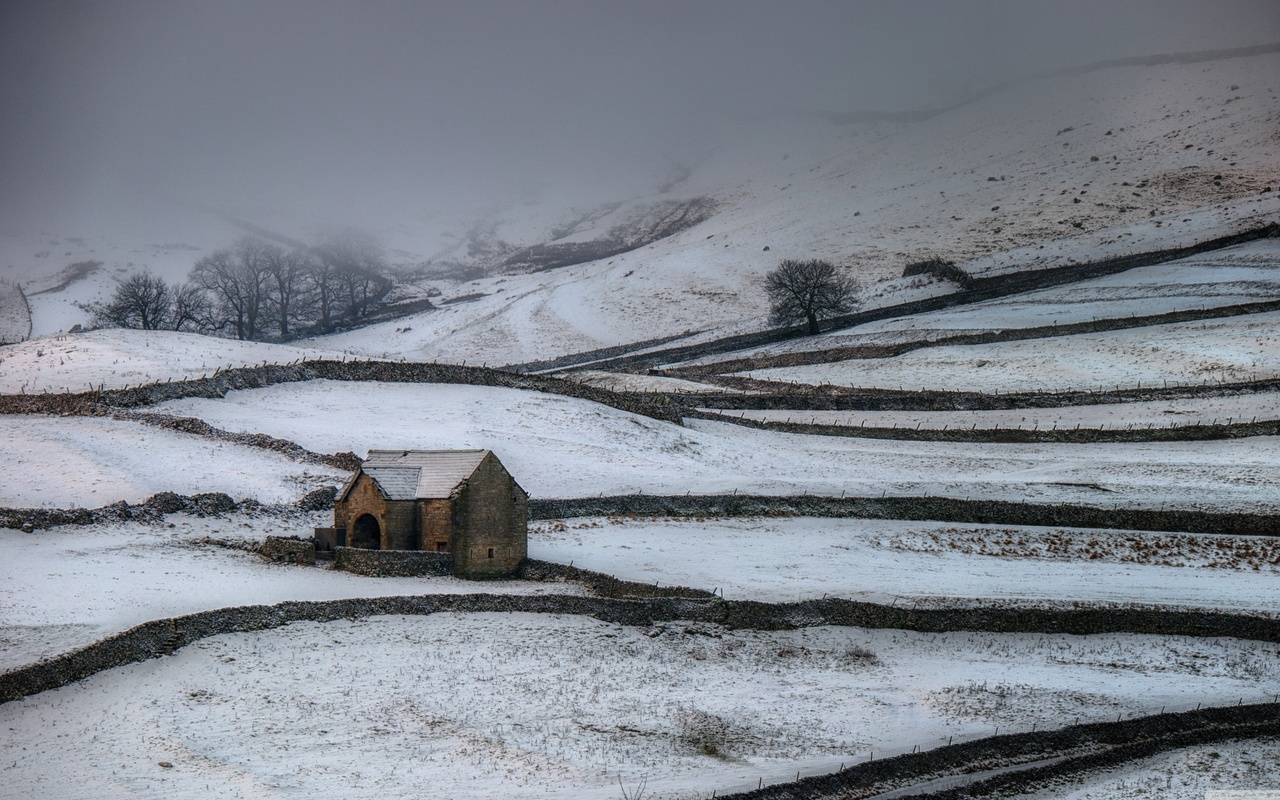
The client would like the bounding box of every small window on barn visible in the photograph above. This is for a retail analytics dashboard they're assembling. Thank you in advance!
[436,541,448,552]
[487,547,495,559]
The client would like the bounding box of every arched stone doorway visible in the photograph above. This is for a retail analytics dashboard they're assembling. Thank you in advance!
[351,514,381,549]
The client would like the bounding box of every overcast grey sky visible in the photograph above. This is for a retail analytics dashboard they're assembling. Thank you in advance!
[2,0,1277,233]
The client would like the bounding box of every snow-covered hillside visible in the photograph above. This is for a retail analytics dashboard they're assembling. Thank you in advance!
[3,49,1275,364]
[154,380,1280,512]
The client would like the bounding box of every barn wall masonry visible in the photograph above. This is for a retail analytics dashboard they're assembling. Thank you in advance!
[452,452,528,578]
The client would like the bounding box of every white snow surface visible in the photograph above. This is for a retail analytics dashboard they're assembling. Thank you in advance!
[2,612,1275,800]
[0,328,343,394]
[155,380,1280,512]
[744,311,1280,392]
[0,415,345,507]
[530,517,1280,613]
[0,513,582,671]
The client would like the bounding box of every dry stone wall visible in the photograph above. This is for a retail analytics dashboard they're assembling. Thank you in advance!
[0,359,683,424]
[528,494,1280,537]
[5,592,1280,706]
[721,701,1280,799]
[332,547,452,577]
[687,408,1280,444]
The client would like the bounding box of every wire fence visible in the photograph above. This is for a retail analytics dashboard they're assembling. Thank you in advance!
[697,692,1280,799]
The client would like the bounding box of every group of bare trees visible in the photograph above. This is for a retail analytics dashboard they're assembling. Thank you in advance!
[87,273,211,332]
[90,232,393,340]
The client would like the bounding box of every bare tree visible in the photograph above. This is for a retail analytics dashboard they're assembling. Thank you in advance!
[314,230,392,321]
[261,244,311,337]
[190,237,271,339]
[90,273,172,330]
[169,281,213,333]
[302,252,340,331]
[763,258,858,335]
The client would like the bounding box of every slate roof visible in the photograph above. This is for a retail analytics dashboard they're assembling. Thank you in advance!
[348,449,492,501]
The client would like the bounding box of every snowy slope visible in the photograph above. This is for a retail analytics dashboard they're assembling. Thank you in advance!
[0,328,342,394]
[744,311,1280,392]
[1,614,1274,800]
[0,415,344,507]
[0,513,581,671]
[156,380,1280,512]
[301,50,1280,364]
[5,50,1276,363]
[530,517,1280,612]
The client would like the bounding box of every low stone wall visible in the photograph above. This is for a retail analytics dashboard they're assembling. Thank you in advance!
[0,491,244,531]
[504,330,703,373]
[6,593,1280,707]
[675,297,1280,378]
[519,558,715,599]
[687,408,1280,444]
[332,547,453,577]
[683,375,1280,412]
[259,536,315,566]
[0,359,683,424]
[723,701,1280,799]
[528,494,1280,537]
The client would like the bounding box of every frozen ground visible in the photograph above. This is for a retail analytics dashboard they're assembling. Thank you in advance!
[0,328,343,394]
[155,380,1280,512]
[0,512,582,671]
[715,390,1280,431]
[0,414,345,508]
[744,311,1280,393]
[530,517,1280,613]
[1019,737,1280,800]
[2,612,1276,800]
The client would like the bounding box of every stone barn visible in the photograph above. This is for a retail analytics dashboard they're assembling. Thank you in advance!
[319,449,528,579]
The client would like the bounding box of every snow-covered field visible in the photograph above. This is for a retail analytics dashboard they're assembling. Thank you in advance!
[153,380,1280,512]
[2,612,1275,800]
[715,390,1280,431]
[0,415,345,508]
[0,329,343,394]
[744,311,1280,393]
[0,513,581,671]
[692,238,1280,367]
[530,516,1280,613]
[1019,737,1280,799]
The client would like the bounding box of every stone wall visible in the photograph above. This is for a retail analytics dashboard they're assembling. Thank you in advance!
[0,359,683,424]
[4,592,1279,706]
[528,494,1280,537]
[674,296,1280,379]
[332,547,453,577]
[687,408,1280,444]
[722,701,1280,799]
[684,375,1280,412]
[258,536,316,566]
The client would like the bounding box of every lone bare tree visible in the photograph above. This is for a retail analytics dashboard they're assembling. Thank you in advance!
[90,273,171,330]
[763,258,858,335]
